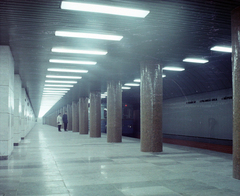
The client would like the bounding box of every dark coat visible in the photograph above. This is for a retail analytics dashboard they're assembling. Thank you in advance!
[62,114,68,123]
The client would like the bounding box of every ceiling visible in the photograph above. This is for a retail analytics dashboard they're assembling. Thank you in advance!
[0,0,239,117]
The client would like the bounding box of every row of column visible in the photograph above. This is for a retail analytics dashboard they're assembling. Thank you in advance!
[0,46,36,160]
[43,62,163,149]
[43,52,240,181]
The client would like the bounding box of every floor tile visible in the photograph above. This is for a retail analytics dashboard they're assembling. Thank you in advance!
[0,124,239,196]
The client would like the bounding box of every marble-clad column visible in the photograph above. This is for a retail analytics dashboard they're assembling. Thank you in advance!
[67,104,72,130]
[0,46,15,159]
[90,91,101,137]
[79,97,89,134]
[13,75,22,146]
[72,101,79,132]
[232,7,240,180]
[107,80,122,143]
[140,61,163,152]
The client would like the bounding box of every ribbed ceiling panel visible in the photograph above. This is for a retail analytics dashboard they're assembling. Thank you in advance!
[0,0,238,115]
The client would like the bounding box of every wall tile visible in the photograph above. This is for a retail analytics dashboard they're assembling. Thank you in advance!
[0,86,10,113]
[0,113,11,140]
[0,46,14,89]
[0,140,9,156]
[9,88,14,115]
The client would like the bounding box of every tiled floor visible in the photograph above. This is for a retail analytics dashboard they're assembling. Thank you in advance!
[0,124,239,196]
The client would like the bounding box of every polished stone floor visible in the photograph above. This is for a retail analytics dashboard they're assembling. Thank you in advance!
[0,124,240,196]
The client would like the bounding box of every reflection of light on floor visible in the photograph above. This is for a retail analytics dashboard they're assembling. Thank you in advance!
[100,165,108,177]
[39,131,48,148]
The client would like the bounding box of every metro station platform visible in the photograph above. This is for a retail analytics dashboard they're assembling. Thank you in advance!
[0,124,239,196]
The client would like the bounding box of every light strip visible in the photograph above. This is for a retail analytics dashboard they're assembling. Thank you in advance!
[122,87,131,89]
[163,67,185,71]
[134,75,166,82]
[124,83,140,86]
[42,95,63,97]
[49,59,96,65]
[46,75,82,79]
[43,90,68,93]
[44,88,70,90]
[210,46,232,53]
[45,80,77,84]
[47,68,88,73]
[55,31,123,41]
[52,48,107,55]
[45,84,74,87]
[43,93,66,95]
[61,1,150,18]
[101,94,106,98]
[183,58,208,63]
[134,79,141,83]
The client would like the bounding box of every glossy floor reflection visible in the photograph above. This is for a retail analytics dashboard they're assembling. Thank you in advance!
[0,124,239,196]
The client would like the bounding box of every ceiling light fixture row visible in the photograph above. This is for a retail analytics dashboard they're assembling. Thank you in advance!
[45,1,149,105]
[181,46,231,65]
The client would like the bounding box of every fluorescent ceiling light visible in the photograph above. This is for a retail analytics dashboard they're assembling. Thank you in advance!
[124,83,140,86]
[183,58,208,63]
[52,48,107,55]
[44,90,68,93]
[43,92,66,94]
[42,97,63,100]
[42,95,63,97]
[122,87,131,89]
[47,68,88,73]
[133,75,165,82]
[45,84,74,87]
[55,31,123,41]
[45,80,77,84]
[44,88,70,90]
[101,94,106,98]
[46,75,82,79]
[134,79,141,82]
[210,46,232,53]
[49,59,96,65]
[61,1,150,18]
[163,67,185,71]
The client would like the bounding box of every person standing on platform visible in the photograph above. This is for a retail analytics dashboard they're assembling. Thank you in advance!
[62,111,68,131]
[57,113,63,132]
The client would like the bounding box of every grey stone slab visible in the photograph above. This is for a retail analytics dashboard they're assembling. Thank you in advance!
[119,185,182,196]
[17,181,68,195]
[68,184,125,196]
[112,181,161,189]
[0,124,238,196]
[0,190,17,196]
[183,188,240,196]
